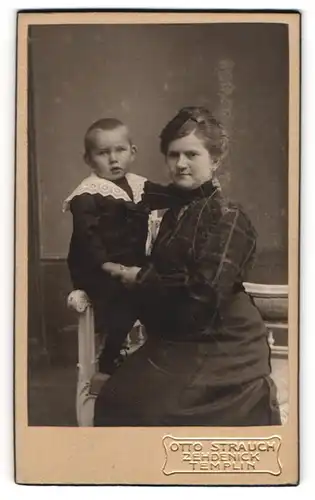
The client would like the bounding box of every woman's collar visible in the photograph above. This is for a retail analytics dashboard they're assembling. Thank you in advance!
[171,178,220,202]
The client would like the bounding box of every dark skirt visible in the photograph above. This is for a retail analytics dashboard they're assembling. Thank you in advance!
[94,336,281,427]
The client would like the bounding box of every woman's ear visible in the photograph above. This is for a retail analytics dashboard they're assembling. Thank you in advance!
[210,155,220,173]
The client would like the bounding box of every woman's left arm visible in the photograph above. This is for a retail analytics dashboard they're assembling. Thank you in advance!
[131,205,256,331]
[188,205,257,309]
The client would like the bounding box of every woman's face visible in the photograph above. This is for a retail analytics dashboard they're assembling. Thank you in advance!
[165,132,216,190]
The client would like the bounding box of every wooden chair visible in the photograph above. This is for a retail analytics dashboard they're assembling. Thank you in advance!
[67,290,145,426]
[243,282,289,424]
[67,282,289,427]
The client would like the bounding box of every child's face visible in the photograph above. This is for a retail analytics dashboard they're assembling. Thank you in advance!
[85,126,136,181]
[165,132,216,190]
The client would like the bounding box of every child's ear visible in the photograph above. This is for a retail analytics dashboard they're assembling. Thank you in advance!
[130,144,137,162]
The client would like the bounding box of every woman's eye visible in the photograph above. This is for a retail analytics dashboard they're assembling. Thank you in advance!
[187,152,197,159]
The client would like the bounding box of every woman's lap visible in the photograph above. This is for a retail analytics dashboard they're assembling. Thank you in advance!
[94,339,281,427]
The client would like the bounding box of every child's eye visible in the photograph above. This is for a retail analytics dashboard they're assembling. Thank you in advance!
[116,146,127,152]
[167,151,179,159]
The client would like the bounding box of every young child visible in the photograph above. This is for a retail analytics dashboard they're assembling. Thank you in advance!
[63,117,186,377]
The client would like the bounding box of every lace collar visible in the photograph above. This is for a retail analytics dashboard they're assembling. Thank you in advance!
[63,172,147,212]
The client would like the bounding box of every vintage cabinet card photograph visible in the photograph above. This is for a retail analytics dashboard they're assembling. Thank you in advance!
[14,10,300,485]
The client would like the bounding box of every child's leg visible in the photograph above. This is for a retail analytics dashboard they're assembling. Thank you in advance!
[94,292,139,375]
[97,331,129,374]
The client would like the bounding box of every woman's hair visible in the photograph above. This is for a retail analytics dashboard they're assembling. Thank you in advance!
[160,106,229,164]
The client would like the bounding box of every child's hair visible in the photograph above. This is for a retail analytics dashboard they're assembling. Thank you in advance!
[84,118,131,154]
[160,106,229,165]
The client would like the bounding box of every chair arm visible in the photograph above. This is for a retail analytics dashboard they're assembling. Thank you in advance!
[243,282,288,321]
[67,290,91,313]
[66,290,96,426]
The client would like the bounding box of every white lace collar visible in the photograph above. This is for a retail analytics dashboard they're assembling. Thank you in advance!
[62,172,147,212]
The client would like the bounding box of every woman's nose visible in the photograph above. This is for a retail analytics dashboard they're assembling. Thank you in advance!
[176,154,188,169]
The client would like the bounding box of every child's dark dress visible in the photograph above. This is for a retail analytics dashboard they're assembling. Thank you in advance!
[64,172,185,373]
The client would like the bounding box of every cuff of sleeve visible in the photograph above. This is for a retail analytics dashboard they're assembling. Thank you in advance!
[92,251,109,269]
[136,264,156,285]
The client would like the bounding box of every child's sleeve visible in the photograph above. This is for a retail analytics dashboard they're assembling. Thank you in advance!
[70,194,108,267]
[140,181,188,210]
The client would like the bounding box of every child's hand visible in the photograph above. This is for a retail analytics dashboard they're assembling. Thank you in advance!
[102,262,125,277]
[102,262,141,286]
[120,266,141,286]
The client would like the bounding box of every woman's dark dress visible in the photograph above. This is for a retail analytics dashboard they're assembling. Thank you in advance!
[94,180,281,426]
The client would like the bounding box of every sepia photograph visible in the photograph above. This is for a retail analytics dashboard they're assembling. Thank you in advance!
[15,10,300,485]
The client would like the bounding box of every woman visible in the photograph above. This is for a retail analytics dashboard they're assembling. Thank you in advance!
[94,106,281,427]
